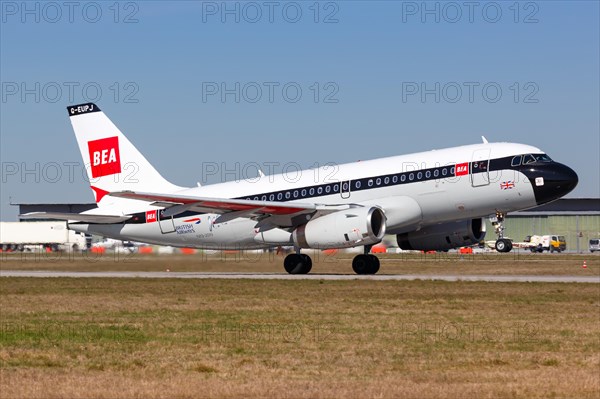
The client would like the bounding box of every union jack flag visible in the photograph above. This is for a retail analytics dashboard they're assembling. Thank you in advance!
[500,181,515,190]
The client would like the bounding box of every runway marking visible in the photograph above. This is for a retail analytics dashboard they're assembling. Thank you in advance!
[1,271,598,283]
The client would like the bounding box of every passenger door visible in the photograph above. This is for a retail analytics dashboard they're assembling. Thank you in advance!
[471,149,490,187]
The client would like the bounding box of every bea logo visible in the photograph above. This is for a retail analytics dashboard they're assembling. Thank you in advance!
[146,210,157,223]
[455,162,469,176]
[88,136,121,178]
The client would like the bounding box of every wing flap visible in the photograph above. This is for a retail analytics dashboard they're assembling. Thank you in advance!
[19,212,131,224]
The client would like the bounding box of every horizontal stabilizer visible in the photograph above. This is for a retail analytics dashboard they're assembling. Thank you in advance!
[19,212,131,224]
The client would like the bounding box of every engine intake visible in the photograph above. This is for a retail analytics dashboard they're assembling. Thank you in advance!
[293,207,386,249]
[397,218,486,251]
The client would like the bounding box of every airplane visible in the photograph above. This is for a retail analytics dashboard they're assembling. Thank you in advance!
[21,103,579,274]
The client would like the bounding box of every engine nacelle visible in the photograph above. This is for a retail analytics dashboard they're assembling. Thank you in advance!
[293,207,386,249]
[397,218,486,251]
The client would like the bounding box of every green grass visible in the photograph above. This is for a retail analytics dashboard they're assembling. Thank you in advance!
[0,277,599,398]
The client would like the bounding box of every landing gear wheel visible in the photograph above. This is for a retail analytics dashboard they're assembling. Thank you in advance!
[367,254,380,274]
[495,238,513,253]
[491,211,513,253]
[283,254,312,274]
[300,254,313,272]
[352,254,380,275]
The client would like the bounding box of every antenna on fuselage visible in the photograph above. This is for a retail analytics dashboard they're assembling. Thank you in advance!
[481,136,489,144]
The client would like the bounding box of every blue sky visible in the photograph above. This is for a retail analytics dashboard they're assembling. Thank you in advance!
[1,1,598,220]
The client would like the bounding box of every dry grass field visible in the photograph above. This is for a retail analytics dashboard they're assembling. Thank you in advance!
[1,253,599,398]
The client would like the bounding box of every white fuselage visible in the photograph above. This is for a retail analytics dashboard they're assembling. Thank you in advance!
[70,142,540,249]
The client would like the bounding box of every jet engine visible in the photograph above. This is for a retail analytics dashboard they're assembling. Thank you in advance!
[397,218,486,251]
[293,207,386,249]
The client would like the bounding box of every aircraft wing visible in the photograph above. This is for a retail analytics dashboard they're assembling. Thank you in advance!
[110,190,351,228]
[19,212,132,224]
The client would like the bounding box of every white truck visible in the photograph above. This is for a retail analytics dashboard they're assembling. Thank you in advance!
[0,221,87,252]
[522,235,567,253]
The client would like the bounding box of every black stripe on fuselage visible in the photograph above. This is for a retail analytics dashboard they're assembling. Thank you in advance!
[120,153,542,224]
[233,154,534,203]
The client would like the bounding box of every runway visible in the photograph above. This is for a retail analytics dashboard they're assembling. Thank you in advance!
[1,270,598,283]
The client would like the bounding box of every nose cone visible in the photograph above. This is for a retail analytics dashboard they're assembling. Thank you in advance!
[527,163,578,205]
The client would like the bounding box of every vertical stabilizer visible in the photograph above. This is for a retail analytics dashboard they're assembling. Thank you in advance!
[67,103,184,207]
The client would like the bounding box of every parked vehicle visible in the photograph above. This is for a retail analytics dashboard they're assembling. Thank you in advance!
[0,221,87,252]
[524,235,567,253]
[590,238,600,253]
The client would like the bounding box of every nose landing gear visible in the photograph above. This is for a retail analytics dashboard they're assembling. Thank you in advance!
[491,211,513,253]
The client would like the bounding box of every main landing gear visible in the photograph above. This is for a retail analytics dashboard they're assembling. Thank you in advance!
[284,246,381,275]
[283,252,312,274]
[352,245,380,275]
[491,211,513,253]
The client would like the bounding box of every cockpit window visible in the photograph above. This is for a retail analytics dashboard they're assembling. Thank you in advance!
[535,154,553,162]
[522,154,536,165]
[511,156,522,167]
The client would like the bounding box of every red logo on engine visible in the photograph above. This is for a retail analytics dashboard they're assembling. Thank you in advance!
[455,162,469,176]
[88,136,121,178]
[146,210,157,223]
